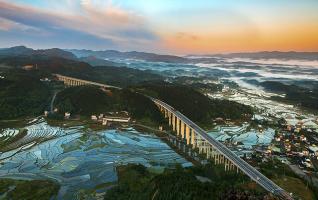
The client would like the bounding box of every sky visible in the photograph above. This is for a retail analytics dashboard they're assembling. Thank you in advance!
[0,0,318,54]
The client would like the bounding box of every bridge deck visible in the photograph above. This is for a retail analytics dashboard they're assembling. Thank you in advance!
[152,98,292,199]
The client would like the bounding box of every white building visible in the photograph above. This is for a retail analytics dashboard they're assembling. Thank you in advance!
[102,116,130,126]
[64,112,71,119]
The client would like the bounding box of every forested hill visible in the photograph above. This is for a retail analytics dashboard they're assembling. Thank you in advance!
[261,81,318,110]
[0,47,252,125]
[0,54,163,88]
[54,86,164,125]
[133,83,253,129]
[0,70,51,120]
[0,55,90,73]
[0,47,163,120]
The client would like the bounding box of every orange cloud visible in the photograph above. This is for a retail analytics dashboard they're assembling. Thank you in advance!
[176,32,199,41]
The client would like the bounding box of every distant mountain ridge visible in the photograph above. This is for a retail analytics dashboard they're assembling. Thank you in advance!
[0,46,188,63]
[68,49,188,63]
[0,46,77,60]
[2,46,318,62]
[78,56,122,67]
[195,51,318,60]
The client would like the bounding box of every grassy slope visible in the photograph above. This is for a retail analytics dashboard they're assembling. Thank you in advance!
[273,177,314,200]
[259,159,317,200]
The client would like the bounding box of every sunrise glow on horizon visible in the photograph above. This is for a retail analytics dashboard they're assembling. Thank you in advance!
[0,0,318,54]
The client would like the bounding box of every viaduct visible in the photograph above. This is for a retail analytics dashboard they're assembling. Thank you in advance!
[54,74,121,89]
[54,74,293,200]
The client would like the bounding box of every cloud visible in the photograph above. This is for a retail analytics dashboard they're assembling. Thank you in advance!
[176,32,199,41]
[0,17,18,31]
[0,17,42,33]
[0,0,157,46]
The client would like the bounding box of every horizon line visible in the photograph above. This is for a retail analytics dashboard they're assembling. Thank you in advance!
[2,45,318,56]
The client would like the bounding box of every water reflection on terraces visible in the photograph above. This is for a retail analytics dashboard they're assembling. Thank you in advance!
[0,119,191,199]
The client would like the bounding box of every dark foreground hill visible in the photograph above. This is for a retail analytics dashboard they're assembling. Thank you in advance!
[104,164,268,200]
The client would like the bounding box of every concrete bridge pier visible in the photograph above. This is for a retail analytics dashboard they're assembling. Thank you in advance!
[215,154,221,165]
[225,159,230,171]
[157,104,252,175]
[196,135,205,154]
[168,112,172,126]
[191,130,196,148]
[180,121,185,139]
[176,118,180,136]
[185,126,190,145]
[172,115,176,131]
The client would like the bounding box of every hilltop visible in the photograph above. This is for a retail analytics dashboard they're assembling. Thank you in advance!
[0,46,77,60]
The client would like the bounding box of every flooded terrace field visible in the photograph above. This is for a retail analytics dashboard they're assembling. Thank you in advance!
[0,119,191,199]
